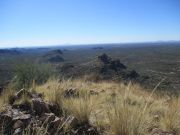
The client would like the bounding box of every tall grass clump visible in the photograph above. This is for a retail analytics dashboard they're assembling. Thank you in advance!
[63,90,94,125]
[0,86,15,110]
[107,83,149,135]
[160,98,180,134]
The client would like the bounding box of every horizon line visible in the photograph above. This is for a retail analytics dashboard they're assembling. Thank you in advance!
[0,40,180,49]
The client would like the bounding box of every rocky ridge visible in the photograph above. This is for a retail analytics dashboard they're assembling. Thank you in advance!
[0,89,98,135]
[59,53,140,82]
[42,49,64,63]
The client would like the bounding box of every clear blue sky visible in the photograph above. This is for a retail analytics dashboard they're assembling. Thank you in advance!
[0,0,180,47]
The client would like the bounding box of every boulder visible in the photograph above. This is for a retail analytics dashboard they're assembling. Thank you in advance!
[50,116,62,129]
[32,98,50,115]
[17,101,32,112]
[13,120,23,129]
[13,128,23,135]
[13,113,31,121]
[46,116,63,134]
[48,103,61,116]
[0,113,13,125]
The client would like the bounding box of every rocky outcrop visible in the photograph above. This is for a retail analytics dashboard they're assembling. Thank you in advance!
[59,53,140,83]
[44,50,63,57]
[98,53,127,73]
[96,54,140,81]
[46,55,64,63]
[0,89,98,135]
[32,98,50,115]
[98,53,112,64]
[42,49,64,63]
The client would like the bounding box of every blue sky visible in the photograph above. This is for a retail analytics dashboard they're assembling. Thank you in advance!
[0,0,180,47]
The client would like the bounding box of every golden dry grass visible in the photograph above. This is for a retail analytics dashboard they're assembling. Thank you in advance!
[35,79,180,135]
[1,78,179,135]
[40,79,180,134]
[0,86,15,111]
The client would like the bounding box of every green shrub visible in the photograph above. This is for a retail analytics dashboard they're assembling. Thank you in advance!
[13,62,53,89]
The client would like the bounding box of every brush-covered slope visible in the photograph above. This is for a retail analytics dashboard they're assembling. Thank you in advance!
[42,49,64,63]
[59,53,140,82]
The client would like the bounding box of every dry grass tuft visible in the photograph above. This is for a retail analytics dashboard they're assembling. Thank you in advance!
[63,90,94,125]
[160,98,180,134]
[0,86,15,111]
[106,83,148,135]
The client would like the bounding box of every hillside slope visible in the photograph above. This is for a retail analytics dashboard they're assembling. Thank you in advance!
[0,79,179,135]
[59,53,141,82]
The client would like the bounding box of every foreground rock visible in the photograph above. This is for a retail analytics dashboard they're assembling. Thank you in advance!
[0,89,98,135]
[32,98,50,115]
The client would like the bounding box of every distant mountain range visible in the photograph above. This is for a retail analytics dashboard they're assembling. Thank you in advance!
[0,41,180,49]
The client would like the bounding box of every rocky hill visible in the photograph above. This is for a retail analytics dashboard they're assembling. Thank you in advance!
[42,50,64,63]
[59,53,140,82]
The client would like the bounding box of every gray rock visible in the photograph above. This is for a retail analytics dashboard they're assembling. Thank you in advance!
[48,102,61,116]
[42,113,56,123]
[50,116,62,129]
[13,120,23,129]
[32,98,50,115]
[0,113,12,123]
[13,114,31,121]
[13,128,23,135]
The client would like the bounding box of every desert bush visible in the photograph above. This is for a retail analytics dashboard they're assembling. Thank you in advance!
[12,62,53,89]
